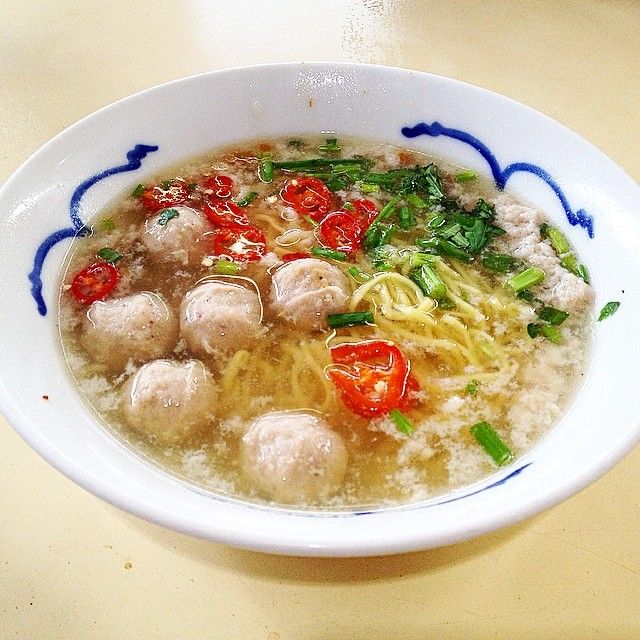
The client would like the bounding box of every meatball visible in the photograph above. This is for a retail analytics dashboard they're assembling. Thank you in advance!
[180,280,263,357]
[143,206,209,265]
[270,258,350,331]
[241,411,348,504]
[82,292,177,370]
[122,359,216,442]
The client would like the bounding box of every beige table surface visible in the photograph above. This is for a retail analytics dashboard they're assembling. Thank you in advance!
[2,1,640,638]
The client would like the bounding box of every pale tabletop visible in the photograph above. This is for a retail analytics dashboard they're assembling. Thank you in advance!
[2,1,639,638]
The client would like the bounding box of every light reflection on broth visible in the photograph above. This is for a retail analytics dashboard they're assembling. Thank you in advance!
[57,137,593,509]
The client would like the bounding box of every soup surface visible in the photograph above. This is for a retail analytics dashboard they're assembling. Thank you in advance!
[58,136,593,509]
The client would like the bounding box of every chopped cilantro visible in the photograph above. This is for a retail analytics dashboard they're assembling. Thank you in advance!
[157,208,179,226]
[97,247,123,264]
[131,183,145,197]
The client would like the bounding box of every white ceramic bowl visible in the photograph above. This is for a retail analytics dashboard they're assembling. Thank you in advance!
[1,63,639,556]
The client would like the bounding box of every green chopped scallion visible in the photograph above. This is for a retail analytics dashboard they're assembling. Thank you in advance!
[598,301,620,321]
[302,214,319,227]
[347,266,372,283]
[455,170,478,183]
[517,289,538,304]
[131,183,145,197]
[390,409,414,436]
[215,259,240,275]
[324,174,351,192]
[575,263,590,284]
[470,421,513,466]
[536,306,569,325]
[97,247,123,264]
[327,311,374,329]
[408,252,439,268]
[540,223,571,255]
[318,138,341,153]
[527,322,562,343]
[287,139,305,149]
[360,183,380,194]
[235,191,258,207]
[540,324,562,343]
[272,157,370,172]
[342,202,356,211]
[507,267,545,292]
[437,297,456,310]
[259,154,274,183]
[364,222,396,250]
[410,265,447,299]
[156,208,180,226]
[310,246,348,262]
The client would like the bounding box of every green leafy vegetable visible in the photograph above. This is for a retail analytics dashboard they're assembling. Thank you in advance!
[360,164,446,203]
[416,237,472,262]
[482,252,516,273]
[97,247,123,264]
[364,222,396,250]
[598,301,620,321]
[470,422,513,466]
[397,205,417,230]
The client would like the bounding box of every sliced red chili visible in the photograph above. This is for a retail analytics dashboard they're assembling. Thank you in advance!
[202,174,234,199]
[327,340,410,418]
[70,262,119,304]
[396,373,421,411]
[351,198,379,227]
[203,198,250,228]
[139,180,189,213]
[317,211,363,254]
[211,225,267,262]
[281,252,311,262]
[281,177,334,221]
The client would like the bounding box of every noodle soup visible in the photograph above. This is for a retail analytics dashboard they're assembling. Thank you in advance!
[58,137,593,509]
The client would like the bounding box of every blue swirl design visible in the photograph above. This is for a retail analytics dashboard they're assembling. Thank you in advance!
[29,144,159,315]
[402,122,594,238]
